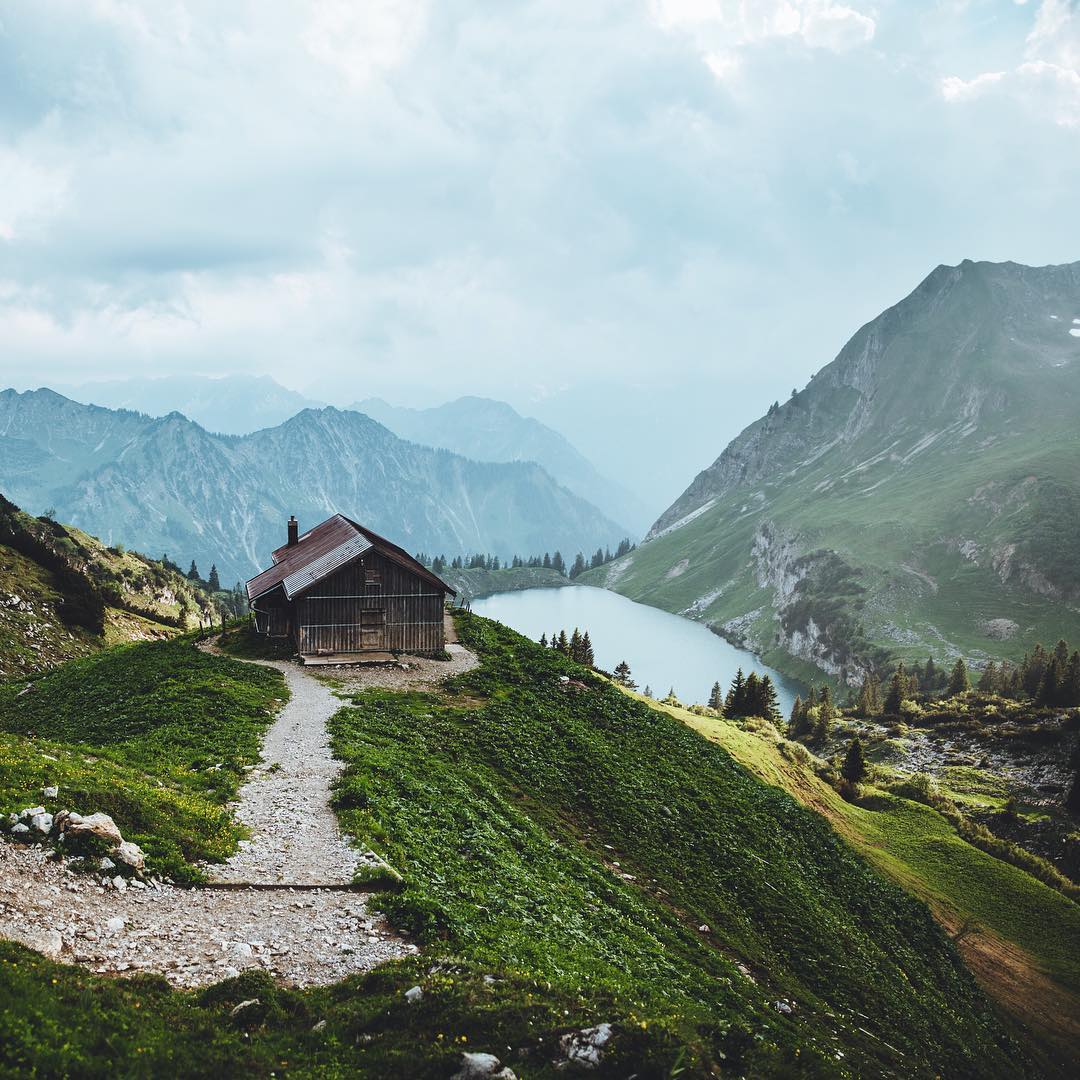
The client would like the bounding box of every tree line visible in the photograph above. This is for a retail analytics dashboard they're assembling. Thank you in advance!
[541,628,596,667]
[850,638,1080,717]
[416,538,635,579]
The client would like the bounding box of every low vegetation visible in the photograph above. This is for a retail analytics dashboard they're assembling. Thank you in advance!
[0,637,285,880]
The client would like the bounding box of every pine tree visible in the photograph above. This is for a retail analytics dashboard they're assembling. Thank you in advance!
[613,660,636,689]
[1064,652,1080,707]
[542,552,552,570]
[856,673,882,717]
[569,628,583,662]
[570,553,587,579]
[743,672,761,716]
[643,685,652,698]
[841,737,868,782]
[552,551,566,574]
[557,629,569,654]
[708,681,724,711]
[923,657,938,695]
[787,695,803,738]
[978,661,998,693]
[207,564,221,592]
[187,560,200,581]
[662,686,679,705]
[884,666,906,715]
[1037,657,1062,705]
[947,657,970,697]
[539,633,548,648]
[760,675,781,722]
[1055,638,1070,667]
[725,668,746,715]
[580,632,595,667]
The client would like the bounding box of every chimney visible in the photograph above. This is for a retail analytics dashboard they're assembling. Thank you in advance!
[287,516,299,547]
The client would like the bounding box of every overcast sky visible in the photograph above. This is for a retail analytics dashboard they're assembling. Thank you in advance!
[2,1,1079,504]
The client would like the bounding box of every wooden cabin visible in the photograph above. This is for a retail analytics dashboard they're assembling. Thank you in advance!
[246,514,455,660]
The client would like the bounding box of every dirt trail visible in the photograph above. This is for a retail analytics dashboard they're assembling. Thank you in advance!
[205,656,379,886]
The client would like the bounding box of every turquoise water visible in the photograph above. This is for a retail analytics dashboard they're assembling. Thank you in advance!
[472,585,800,714]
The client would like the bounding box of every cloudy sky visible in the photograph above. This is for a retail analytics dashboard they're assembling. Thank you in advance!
[2,0,1079,504]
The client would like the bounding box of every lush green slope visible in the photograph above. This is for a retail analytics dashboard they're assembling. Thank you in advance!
[588,260,1080,686]
[0,611,1051,1077]
[0,493,226,678]
[328,612,1031,1077]
[0,637,284,880]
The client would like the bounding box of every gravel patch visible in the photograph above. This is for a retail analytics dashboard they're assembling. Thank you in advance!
[315,642,479,694]
[0,844,413,988]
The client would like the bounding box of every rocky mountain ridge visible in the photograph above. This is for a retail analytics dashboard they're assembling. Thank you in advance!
[592,259,1080,684]
[0,390,623,583]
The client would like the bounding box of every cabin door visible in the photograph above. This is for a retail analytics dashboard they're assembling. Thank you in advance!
[359,608,386,650]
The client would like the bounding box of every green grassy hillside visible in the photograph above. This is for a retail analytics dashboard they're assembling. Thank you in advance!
[589,260,1080,686]
[1,612,1074,1076]
[0,493,227,678]
[0,637,284,880]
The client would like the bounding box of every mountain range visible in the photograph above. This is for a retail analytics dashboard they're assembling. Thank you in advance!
[354,395,651,532]
[0,391,623,584]
[587,259,1080,684]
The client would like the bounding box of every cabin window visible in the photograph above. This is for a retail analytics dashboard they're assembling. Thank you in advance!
[364,568,381,588]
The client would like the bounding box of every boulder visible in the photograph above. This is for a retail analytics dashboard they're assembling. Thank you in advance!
[58,812,124,846]
[30,812,53,835]
[115,840,145,872]
[559,1023,614,1070]
[42,785,59,799]
[452,1052,517,1080]
[404,985,423,1004]
[10,822,30,838]
[19,806,46,821]
[8,927,63,960]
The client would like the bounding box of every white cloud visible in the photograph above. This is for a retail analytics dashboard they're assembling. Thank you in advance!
[940,0,1080,124]
[0,147,69,242]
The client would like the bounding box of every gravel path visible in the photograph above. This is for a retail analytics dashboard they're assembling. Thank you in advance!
[205,658,383,886]
[0,844,413,989]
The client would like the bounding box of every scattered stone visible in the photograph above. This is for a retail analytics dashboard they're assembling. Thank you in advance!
[559,1023,613,1070]
[98,857,116,872]
[106,916,126,934]
[30,812,53,834]
[11,823,30,837]
[773,999,795,1015]
[112,876,127,892]
[404,985,423,1004]
[452,1052,517,1080]
[42,786,59,799]
[311,1019,327,1033]
[229,999,261,1018]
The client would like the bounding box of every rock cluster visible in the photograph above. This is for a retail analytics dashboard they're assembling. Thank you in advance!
[3,791,146,878]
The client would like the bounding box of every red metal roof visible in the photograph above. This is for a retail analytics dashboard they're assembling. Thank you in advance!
[247,513,455,601]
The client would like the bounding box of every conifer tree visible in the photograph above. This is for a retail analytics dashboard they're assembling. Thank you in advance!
[743,672,761,716]
[725,668,746,715]
[787,695,803,738]
[539,633,548,649]
[884,667,906,715]
[569,628,582,662]
[580,632,595,668]
[856,673,882,717]
[542,552,552,569]
[708,681,724,711]
[978,661,998,694]
[923,657,938,695]
[947,657,970,696]
[613,660,636,689]
[188,560,200,581]
[643,685,652,698]
[1064,652,1080,707]
[662,686,679,705]
[557,629,569,654]
[841,737,868,783]
[552,551,566,574]
[760,675,781,722]
[207,564,221,592]
[1037,657,1062,705]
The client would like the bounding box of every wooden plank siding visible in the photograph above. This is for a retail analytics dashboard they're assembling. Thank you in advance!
[294,550,445,656]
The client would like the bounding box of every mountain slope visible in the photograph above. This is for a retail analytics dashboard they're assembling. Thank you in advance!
[588,260,1080,684]
[0,495,221,678]
[0,392,623,583]
[354,395,650,532]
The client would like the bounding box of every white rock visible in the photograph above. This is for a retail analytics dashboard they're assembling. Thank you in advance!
[98,857,116,872]
[229,998,261,1018]
[11,823,30,837]
[115,840,145,872]
[31,812,53,834]
[560,1023,613,1070]
[42,786,59,799]
[112,876,127,892]
[106,917,126,934]
[229,942,253,958]
[311,1019,327,1033]
[10,927,64,960]
[404,985,423,1004]
[452,1052,517,1080]
[19,806,46,821]
[61,812,124,847]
